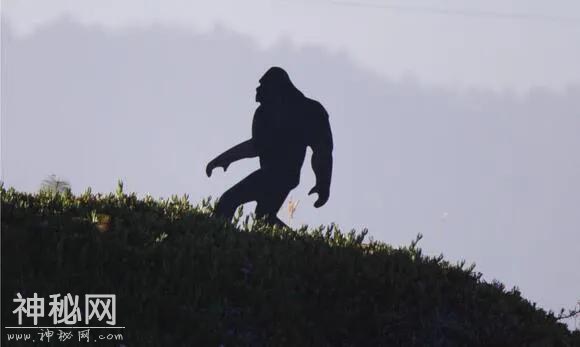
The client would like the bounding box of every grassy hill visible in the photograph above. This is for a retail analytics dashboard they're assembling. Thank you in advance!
[1,184,579,346]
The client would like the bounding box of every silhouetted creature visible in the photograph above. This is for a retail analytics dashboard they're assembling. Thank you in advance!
[206,67,333,227]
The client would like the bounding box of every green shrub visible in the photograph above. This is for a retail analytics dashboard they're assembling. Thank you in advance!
[1,185,579,346]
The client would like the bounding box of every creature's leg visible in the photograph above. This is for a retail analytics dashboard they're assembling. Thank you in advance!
[255,183,292,228]
[214,170,264,222]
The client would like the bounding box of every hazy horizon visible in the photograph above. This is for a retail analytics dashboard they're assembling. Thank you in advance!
[3,0,580,91]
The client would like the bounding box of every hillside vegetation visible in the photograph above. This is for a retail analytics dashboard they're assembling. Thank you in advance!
[1,184,579,346]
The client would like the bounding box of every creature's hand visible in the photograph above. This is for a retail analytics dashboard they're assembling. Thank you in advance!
[205,157,230,177]
[308,185,329,208]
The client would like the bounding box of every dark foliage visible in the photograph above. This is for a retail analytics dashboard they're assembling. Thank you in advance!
[1,185,579,346]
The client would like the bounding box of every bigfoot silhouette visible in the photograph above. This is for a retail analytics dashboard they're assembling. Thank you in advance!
[206,67,333,226]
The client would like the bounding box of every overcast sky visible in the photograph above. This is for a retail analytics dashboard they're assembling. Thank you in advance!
[1,0,579,329]
[3,0,580,91]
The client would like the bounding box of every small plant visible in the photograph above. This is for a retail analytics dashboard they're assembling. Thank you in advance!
[89,210,111,232]
[287,196,299,220]
[40,174,71,194]
[555,300,580,328]
[116,179,124,197]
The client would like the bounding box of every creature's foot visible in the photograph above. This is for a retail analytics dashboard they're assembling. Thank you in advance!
[268,216,290,229]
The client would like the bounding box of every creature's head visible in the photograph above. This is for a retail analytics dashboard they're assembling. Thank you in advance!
[255,66,301,104]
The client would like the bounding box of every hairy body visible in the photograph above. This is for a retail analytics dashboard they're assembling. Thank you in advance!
[206,67,333,226]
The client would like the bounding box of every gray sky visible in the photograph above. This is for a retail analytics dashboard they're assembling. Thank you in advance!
[3,0,580,91]
[1,0,580,329]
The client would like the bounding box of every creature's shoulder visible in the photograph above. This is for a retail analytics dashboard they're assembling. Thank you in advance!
[303,98,329,119]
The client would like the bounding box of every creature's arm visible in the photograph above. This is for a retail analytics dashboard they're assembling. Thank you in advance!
[206,139,257,177]
[308,107,334,208]
[207,107,266,177]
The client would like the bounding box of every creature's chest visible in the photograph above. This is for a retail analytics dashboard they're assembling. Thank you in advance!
[262,114,306,146]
